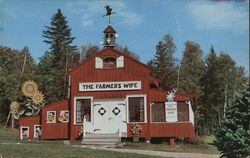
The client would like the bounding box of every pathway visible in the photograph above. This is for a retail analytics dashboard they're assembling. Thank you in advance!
[80,145,220,158]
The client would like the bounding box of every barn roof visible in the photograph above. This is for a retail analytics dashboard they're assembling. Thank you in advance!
[103,25,116,33]
[42,99,68,109]
[69,47,152,73]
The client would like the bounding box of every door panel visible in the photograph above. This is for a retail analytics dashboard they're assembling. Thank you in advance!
[93,100,126,134]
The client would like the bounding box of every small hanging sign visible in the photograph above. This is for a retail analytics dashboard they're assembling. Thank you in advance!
[165,102,178,122]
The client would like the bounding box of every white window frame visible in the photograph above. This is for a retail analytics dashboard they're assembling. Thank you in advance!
[46,111,56,123]
[59,110,69,123]
[126,94,147,123]
[33,125,42,138]
[74,96,93,125]
[20,126,29,140]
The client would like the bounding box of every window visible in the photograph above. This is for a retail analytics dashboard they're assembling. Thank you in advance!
[20,127,29,140]
[103,57,116,68]
[34,125,42,138]
[177,102,189,122]
[75,98,91,124]
[152,102,165,122]
[128,97,145,122]
[46,111,56,123]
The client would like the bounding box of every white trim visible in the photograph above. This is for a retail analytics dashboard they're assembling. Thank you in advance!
[126,94,147,123]
[20,126,29,140]
[187,100,194,125]
[46,111,56,123]
[33,125,42,138]
[74,96,93,125]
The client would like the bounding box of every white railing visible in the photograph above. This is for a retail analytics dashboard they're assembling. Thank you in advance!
[82,116,94,137]
[186,100,194,126]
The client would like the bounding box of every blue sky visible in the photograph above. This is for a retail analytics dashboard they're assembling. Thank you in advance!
[0,0,249,74]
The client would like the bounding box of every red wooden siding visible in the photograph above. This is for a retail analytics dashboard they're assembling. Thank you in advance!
[19,115,40,139]
[127,123,195,139]
[69,48,153,140]
[41,100,69,140]
[68,48,195,140]
[150,123,195,138]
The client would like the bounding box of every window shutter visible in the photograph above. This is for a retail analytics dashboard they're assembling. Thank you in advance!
[116,56,124,68]
[95,57,103,69]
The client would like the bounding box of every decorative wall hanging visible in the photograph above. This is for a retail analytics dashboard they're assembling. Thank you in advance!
[46,111,56,123]
[58,111,69,123]
[98,107,106,116]
[11,80,45,120]
[112,107,120,116]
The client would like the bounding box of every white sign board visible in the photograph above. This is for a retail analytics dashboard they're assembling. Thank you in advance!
[165,102,178,122]
[79,81,141,92]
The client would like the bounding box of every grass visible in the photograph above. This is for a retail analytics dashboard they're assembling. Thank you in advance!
[0,128,163,158]
[0,128,219,157]
[124,137,219,155]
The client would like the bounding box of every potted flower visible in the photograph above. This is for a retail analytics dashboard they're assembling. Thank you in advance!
[131,123,142,143]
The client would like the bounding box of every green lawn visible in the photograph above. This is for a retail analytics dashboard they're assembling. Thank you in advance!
[124,137,219,155]
[0,128,162,158]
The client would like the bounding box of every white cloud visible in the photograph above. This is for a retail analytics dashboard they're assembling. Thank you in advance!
[186,1,249,34]
[65,0,144,27]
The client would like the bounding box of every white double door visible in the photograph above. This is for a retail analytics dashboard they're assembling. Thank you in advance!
[93,100,126,134]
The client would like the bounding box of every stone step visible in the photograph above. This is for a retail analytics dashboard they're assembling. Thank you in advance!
[82,141,117,145]
[85,134,119,139]
[82,138,119,145]
[82,138,119,142]
[82,133,120,145]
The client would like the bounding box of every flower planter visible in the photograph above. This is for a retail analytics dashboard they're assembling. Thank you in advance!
[133,136,139,143]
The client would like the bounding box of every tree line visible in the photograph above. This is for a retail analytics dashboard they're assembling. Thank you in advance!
[0,9,247,137]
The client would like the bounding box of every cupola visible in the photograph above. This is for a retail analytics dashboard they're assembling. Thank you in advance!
[103,24,116,47]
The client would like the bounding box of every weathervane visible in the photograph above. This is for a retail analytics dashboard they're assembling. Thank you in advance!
[103,5,115,24]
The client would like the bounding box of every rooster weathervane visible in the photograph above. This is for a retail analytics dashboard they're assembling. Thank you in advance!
[103,5,115,24]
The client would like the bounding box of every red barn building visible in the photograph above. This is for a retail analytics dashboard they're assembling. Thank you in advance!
[19,23,195,144]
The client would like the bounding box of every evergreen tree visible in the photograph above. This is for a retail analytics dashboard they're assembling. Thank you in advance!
[197,46,221,135]
[196,46,245,135]
[34,52,57,103]
[43,9,77,62]
[214,83,250,158]
[42,9,79,100]
[151,34,177,89]
[179,40,204,97]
